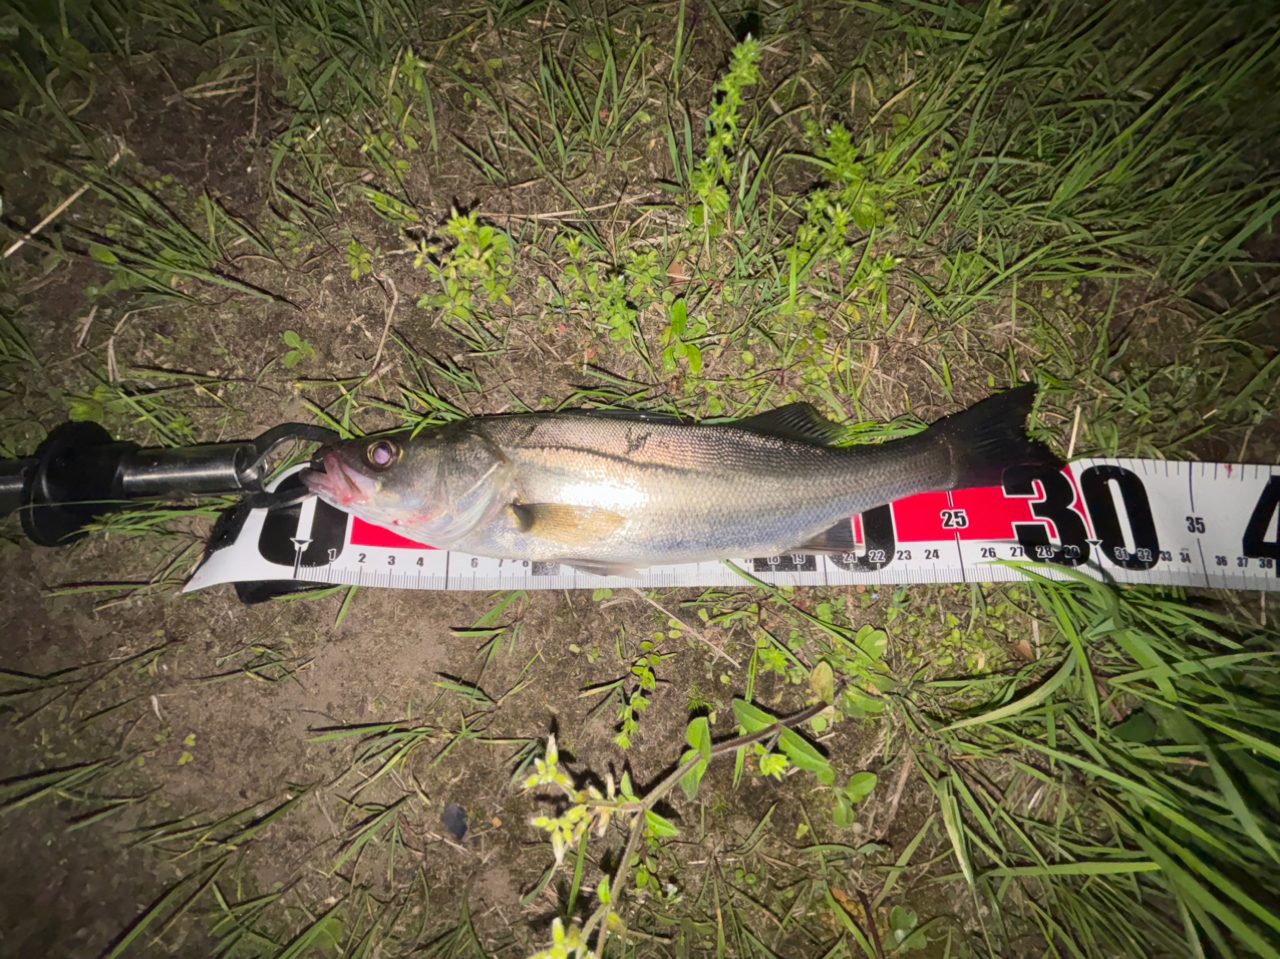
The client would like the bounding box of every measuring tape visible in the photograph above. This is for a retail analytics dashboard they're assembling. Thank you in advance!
[184,459,1280,594]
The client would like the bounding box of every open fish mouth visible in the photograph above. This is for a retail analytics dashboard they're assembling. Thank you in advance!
[300,453,379,507]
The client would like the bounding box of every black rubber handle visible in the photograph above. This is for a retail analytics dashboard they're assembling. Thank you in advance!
[3,421,339,546]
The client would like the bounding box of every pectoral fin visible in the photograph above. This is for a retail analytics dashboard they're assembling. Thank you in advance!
[509,503,627,545]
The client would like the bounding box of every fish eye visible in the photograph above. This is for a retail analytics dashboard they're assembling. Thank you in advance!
[365,439,400,470]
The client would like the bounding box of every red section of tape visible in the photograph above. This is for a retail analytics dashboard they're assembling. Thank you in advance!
[949,486,1038,540]
[891,491,952,541]
[350,517,436,549]
[889,486,1050,542]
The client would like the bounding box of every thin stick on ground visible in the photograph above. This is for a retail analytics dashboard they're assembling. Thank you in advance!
[1066,405,1083,459]
[490,193,659,222]
[368,272,400,382]
[873,749,915,841]
[630,587,742,668]
[4,142,124,259]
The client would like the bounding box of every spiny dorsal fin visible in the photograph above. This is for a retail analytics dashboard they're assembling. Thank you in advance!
[510,503,626,544]
[729,403,846,446]
[794,518,857,554]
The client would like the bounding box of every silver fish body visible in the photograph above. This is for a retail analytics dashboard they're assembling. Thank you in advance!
[301,385,1058,573]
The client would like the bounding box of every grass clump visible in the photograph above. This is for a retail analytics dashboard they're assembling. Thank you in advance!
[416,210,516,350]
[902,572,1280,958]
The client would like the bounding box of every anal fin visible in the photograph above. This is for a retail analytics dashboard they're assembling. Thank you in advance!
[794,518,857,554]
[564,560,642,578]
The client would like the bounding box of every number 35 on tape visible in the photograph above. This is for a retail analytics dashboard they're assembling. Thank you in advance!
[185,459,1280,593]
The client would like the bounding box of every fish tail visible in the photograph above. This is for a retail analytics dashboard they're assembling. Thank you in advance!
[930,383,1063,489]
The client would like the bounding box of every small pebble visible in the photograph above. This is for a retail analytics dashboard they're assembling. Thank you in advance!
[441,803,468,841]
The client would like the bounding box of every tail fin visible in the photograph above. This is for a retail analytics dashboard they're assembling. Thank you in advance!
[929,384,1063,490]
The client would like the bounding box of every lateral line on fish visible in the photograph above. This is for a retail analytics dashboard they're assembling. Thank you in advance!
[511,443,711,475]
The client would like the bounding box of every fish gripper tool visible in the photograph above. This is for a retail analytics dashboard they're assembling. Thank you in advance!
[0,421,338,547]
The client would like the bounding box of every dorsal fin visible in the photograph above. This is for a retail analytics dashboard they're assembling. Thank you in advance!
[728,403,846,446]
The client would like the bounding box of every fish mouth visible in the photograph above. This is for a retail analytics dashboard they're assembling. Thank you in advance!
[300,452,379,507]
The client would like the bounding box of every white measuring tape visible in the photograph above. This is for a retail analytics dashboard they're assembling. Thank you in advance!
[184,459,1280,593]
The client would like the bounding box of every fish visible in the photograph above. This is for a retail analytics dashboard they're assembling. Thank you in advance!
[300,384,1061,575]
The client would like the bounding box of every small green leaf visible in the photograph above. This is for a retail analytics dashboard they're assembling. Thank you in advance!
[685,716,712,763]
[618,772,636,800]
[283,330,301,347]
[758,750,789,779]
[890,905,918,933]
[314,915,344,952]
[645,809,680,838]
[778,728,834,785]
[733,699,775,734]
[679,750,708,802]
[671,299,687,337]
[597,876,611,904]
[686,345,703,374]
[842,687,887,716]
[810,662,835,704]
[844,771,878,803]
[855,625,888,660]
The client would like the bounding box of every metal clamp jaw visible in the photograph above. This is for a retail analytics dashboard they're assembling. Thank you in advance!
[0,421,338,546]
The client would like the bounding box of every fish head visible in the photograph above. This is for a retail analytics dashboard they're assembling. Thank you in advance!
[300,425,512,547]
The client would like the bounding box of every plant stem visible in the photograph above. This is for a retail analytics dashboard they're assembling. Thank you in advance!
[586,686,843,954]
